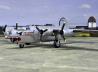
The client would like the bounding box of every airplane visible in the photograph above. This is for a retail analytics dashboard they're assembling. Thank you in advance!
[2,17,74,48]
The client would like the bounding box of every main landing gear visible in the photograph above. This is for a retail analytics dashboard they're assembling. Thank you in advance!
[53,40,61,48]
[19,44,24,48]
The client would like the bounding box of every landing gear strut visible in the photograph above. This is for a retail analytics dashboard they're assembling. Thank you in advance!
[19,44,24,48]
[53,40,61,48]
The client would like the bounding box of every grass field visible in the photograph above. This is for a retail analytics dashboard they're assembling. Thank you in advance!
[0,37,98,72]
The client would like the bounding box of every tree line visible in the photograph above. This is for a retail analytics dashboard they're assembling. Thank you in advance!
[0,26,3,35]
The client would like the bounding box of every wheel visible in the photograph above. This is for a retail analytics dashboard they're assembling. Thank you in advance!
[53,40,61,48]
[19,44,24,48]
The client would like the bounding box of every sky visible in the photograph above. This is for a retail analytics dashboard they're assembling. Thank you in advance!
[0,0,98,26]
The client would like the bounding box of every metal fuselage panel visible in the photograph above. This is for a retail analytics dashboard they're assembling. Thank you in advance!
[18,31,55,43]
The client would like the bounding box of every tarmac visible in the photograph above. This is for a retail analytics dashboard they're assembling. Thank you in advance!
[0,37,98,72]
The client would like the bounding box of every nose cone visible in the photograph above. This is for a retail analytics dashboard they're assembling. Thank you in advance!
[64,29,74,36]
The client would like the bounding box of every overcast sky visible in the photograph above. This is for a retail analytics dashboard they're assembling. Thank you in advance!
[0,0,98,26]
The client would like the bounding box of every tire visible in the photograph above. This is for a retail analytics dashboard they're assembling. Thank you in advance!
[53,40,61,48]
[19,44,24,48]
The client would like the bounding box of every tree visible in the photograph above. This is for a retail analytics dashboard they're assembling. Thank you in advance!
[0,26,3,35]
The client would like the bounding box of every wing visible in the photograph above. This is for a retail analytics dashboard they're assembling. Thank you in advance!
[73,29,98,37]
[73,29,98,32]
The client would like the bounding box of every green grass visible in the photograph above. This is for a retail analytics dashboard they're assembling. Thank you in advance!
[74,32,90,37]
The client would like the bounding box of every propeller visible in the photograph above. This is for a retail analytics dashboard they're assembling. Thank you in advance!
[53,17,67,41]
[59,17,67,41]
[2,25,7,32]
[36,26,48,41]
[59,17,67,26]
[53,23,65,41]
[60,22,66,40]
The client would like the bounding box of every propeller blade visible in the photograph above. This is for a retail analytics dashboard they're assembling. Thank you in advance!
[61,34,65,40]
[61,23,65,31]
[36,26,41,32]
[60,23,66,41]
[43,29,48,32]
[59,17,67,26]
[40,34,43,41]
